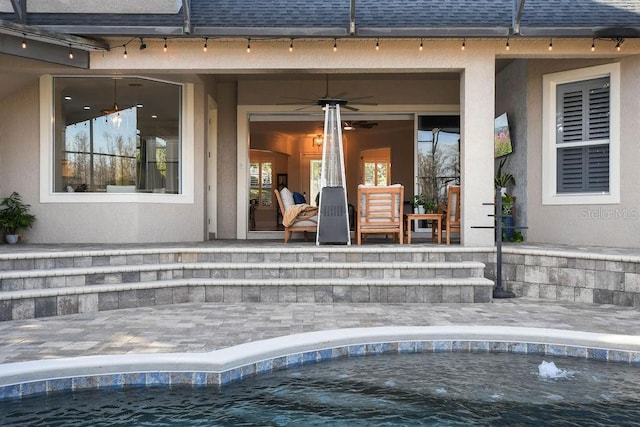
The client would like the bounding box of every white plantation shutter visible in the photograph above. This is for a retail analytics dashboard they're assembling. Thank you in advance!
[556,77,610,193]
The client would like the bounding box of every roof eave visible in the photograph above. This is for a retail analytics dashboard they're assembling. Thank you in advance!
[520,26,640,38]
[357,27,511,37]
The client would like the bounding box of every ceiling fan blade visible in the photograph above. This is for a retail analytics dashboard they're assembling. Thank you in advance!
[332,91,348,99]
[347,95,375,101]
[342,105,360,112]
[294,105,319,112]
[279,96,316,102]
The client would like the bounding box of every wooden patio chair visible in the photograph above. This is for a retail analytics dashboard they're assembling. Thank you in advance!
[444,185,461,244]
[274,188,318,243]
[356,184,404,245]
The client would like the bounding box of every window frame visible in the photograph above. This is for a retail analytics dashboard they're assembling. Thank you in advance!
[39,75,195,204]
[542,63,620,205]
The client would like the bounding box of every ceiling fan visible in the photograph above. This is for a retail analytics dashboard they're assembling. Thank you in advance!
[279,75,377,112]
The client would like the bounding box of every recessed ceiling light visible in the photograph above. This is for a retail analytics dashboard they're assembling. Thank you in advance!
[151,114,158,119]
[83,106,91,110]
[64,96,72,100]
[136,104,144,108]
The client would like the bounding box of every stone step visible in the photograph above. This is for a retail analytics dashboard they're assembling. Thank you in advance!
[0,262,487,291]
[0,277,495,321]
[0,247,494,272]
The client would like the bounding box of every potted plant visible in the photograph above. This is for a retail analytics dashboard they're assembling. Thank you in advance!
[0,192,36,244]
[413,193,426,213]
[500,193,515,241]
[424,199,437,214]
[494,158,515,196]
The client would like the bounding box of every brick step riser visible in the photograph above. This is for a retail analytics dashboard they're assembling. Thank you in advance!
[0,266,486,291]
[0,281,494,321]
[0,252,493,272]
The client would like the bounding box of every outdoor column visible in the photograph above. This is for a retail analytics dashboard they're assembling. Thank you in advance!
[460,57,496,246]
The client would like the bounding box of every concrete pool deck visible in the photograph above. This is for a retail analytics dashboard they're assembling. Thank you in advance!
[2,298,640,365]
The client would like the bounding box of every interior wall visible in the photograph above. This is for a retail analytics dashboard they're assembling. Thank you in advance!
[344,123,414,206]
[495,60,529,233]
[526,57,640,248]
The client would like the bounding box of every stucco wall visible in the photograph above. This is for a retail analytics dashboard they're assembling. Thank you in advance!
[0,80,206,244]
[216,81,238,239]
[496,60,528,233]
[526,57,640,248]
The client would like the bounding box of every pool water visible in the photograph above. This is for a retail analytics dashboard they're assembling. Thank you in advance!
[2,352,640,426]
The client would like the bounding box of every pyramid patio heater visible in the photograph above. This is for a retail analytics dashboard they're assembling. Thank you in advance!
[316,100,351,245]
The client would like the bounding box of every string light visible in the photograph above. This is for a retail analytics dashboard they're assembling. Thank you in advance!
[123,45,127,58]
[68,45,74,60]
[163,38,167,52]
[548,38,553,51]
[376,38,380,51]
[333,38,337,52]
[419,38,423,51]
[247,38,251,53]
[461,38,466,50]
[289,38,293,52]
[615,38,623,51]
[203,38,208,52]
[591,39,595,52]
[21,34,26,49]
[505,37,510,51]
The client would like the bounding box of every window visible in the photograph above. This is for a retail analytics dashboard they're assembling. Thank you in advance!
[417,116,460,206]
[249,161,273,207]
[542,64,620,205]
[54,77,181,194]
[361,147,391,186]
[556,78,610,194]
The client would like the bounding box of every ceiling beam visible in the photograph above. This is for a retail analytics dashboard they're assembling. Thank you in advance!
[182,0,192,34]
[10,0,27,24]
[349,0,356,35]
[0,19,109,50]
[0,32,89,68]
[513,0,526,35]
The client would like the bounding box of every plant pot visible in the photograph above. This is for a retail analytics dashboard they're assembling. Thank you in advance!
[417,205,426,214]
[501,215,514,241]
[5,234,19,244]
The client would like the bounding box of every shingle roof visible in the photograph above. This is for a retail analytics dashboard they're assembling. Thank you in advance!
[1,0,639,37]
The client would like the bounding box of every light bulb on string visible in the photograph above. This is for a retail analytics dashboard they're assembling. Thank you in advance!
[247,38,251,53]
[591,39,595,52]
[376,38,380,51]
[21,34,26,49]
[506,38,510,51]
[163,38,167,52]
[68,45,74,59]
[419,38,423,51]
[333,39,337,52]
[548,38,553,51]
[203,38,208,52]
[461,38,466,50]
[289,39,293,52]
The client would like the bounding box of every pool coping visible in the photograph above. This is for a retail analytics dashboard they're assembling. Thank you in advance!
[2,325,640,400]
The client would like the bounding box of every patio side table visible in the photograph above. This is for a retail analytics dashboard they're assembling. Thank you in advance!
[405,213,443,244]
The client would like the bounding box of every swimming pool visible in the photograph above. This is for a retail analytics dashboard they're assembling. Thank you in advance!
[2,351,640,425]
[1,326,640,424]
